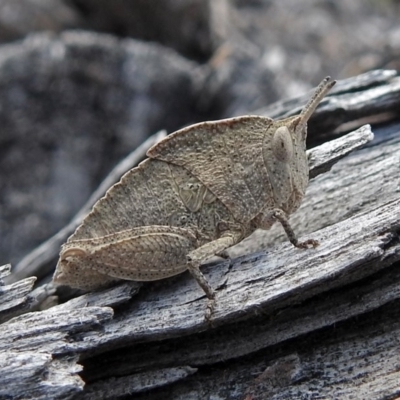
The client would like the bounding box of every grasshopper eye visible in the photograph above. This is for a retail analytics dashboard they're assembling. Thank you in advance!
[272,126,294,162]
[61,247,87,261]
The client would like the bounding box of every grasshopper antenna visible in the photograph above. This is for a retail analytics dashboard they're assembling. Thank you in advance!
[296,76,336,133]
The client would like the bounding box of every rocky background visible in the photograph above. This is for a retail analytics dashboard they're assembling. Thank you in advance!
[1,0,399,269]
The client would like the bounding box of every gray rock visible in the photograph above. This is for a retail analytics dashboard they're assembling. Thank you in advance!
[0,0,80,42]
[69,0,222,60]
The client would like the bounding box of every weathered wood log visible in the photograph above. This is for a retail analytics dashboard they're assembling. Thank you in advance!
[1,72,400,399]
[0,270,141,399]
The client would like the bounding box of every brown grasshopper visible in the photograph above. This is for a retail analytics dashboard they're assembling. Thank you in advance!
[53,77,336,317]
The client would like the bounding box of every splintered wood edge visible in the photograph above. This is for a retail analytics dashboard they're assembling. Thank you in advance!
[0,264,37,323]
[0,352,84,399]
[308,124,374,179]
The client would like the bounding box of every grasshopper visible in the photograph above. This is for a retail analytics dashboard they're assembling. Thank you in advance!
[53,77,336,318]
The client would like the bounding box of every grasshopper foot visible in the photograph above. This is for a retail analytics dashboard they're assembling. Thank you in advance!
[271,209,319,250]
[216,249,231,259]
[295,238,319,249]
[205,296,216,324]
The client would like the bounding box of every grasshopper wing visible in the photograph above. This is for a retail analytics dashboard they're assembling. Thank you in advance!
[148,116,276,223]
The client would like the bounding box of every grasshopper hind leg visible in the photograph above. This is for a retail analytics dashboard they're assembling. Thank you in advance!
[187,231,242,321]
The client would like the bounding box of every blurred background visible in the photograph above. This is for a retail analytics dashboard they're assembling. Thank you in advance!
[0,0,399,268]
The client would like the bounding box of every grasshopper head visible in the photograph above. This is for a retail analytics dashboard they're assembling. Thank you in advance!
[283,76,336,152]
[268,77,336,212]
